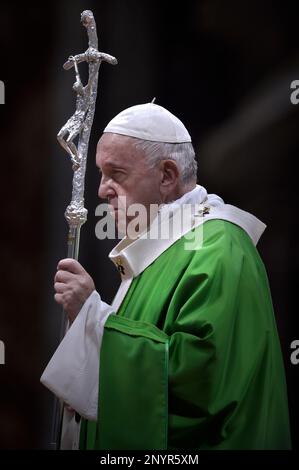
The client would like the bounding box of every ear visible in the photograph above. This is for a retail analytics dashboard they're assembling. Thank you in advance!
[159,159,180,189]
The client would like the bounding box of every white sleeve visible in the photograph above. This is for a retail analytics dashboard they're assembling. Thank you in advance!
[40,290,114,421]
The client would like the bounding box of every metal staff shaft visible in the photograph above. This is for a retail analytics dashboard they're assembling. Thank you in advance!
[49,227,81,451]
[60,226,81,340]
[59,226,81,341]
[50,9,117,450]
[67,226,81,260]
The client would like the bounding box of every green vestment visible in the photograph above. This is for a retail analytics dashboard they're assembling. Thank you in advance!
[80,219,291,449]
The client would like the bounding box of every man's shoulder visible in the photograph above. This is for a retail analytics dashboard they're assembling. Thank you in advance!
[189,218,261,266]
[176,219,266,292]
[164,218,257,261]
[202,218,253,245]
[145,219,262,278]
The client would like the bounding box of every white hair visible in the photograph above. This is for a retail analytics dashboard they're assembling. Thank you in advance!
[133,139,198,184]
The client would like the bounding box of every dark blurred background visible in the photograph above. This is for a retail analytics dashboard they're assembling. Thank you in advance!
[0,0,298,450]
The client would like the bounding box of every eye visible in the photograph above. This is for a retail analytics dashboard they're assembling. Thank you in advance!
[112,170,126,181]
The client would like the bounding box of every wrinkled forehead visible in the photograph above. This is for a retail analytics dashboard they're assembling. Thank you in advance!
[96,133,143,168]
[98,131,138,146]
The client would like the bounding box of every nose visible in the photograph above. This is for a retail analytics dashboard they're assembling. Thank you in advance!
[98,175,116,200]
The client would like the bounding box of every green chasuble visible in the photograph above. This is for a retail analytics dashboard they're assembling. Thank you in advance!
[80,219,291,450]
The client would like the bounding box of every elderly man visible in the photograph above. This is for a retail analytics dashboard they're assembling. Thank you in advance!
[41,103,291,450]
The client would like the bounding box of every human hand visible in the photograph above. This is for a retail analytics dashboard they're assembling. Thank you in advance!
[54,258,95,323]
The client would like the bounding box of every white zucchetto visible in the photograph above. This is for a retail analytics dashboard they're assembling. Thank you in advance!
[103,102,192,143]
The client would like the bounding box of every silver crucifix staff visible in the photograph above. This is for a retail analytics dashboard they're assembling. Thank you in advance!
[51,9,117,450]
[58,10,117,260]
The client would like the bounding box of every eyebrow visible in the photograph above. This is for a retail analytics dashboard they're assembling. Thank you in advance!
[104,160,124,168]
[99,161,128,172]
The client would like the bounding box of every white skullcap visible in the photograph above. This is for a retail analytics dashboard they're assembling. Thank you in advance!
[103,102,192,143]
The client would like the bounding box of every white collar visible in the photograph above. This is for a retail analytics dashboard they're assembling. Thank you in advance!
[109,185,266,279]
